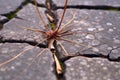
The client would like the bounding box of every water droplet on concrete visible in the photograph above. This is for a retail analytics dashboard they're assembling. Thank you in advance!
[107,47,112,50]
[86,34,95,39]
[15,62,22,66]
[114,39,120,44]
[0,67,6,72]
[88,28,96,31]
[77,39,83,43]
[96,25,104,31]
[1,48,9,53]
[11,66,15,70]
[98,27,104,31]
[106,22,112,26]
[95,33,103,39]
[112,49,118,53]
[10,31,15,35]
[91,40,100,46]
[92,47,99,52]
[108,28,114,32]
[102,66,108,70]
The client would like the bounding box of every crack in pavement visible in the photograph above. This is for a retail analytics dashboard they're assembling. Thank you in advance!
[0,0,120,80]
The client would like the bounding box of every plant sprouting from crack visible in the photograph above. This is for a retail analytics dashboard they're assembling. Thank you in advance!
[0,0,98,76]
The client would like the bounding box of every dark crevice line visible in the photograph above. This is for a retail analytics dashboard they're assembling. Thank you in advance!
[61,53,106,62]
[57,5,120,11]
[0,1,120,79]
[60,53,120,77]
[60,45,120,62]
[30,0,57,10]
[30,1,46,8]
[108,56,120,61]
[108,46,120,61]
[31,2,120,11]
[61,52,120,62]
[1,3,120,24]
[0,37,46,48]
[30,1,120,11]
[53,42,66,80]
[0,19,9,24]
[0,0,31,24]
[52,61,66,80]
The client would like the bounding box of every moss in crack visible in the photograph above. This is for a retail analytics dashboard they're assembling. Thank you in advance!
[5,11,17,20]
[108,8,120,11]
[1,0,31,20]
[23,0,30,5]
[0,23,3,30]
[8,0,31,19]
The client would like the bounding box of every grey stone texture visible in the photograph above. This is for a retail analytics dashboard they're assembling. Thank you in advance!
[65,56,120,80]
[34,0,120,6]
[0,0,25,14]
[0,43,56,80]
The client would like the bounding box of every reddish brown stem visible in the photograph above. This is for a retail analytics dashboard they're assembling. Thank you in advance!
[34,0,49,30]
[57,0,68,31]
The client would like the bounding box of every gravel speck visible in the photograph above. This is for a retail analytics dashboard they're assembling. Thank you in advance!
[108,28,114,32]
[106,22,112,26]
[114,39,120,44]
[91,40,100,46]
[92,47,99,52]
[86,34,95,39]
[112,49,119,53]
[88,28,96,31]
